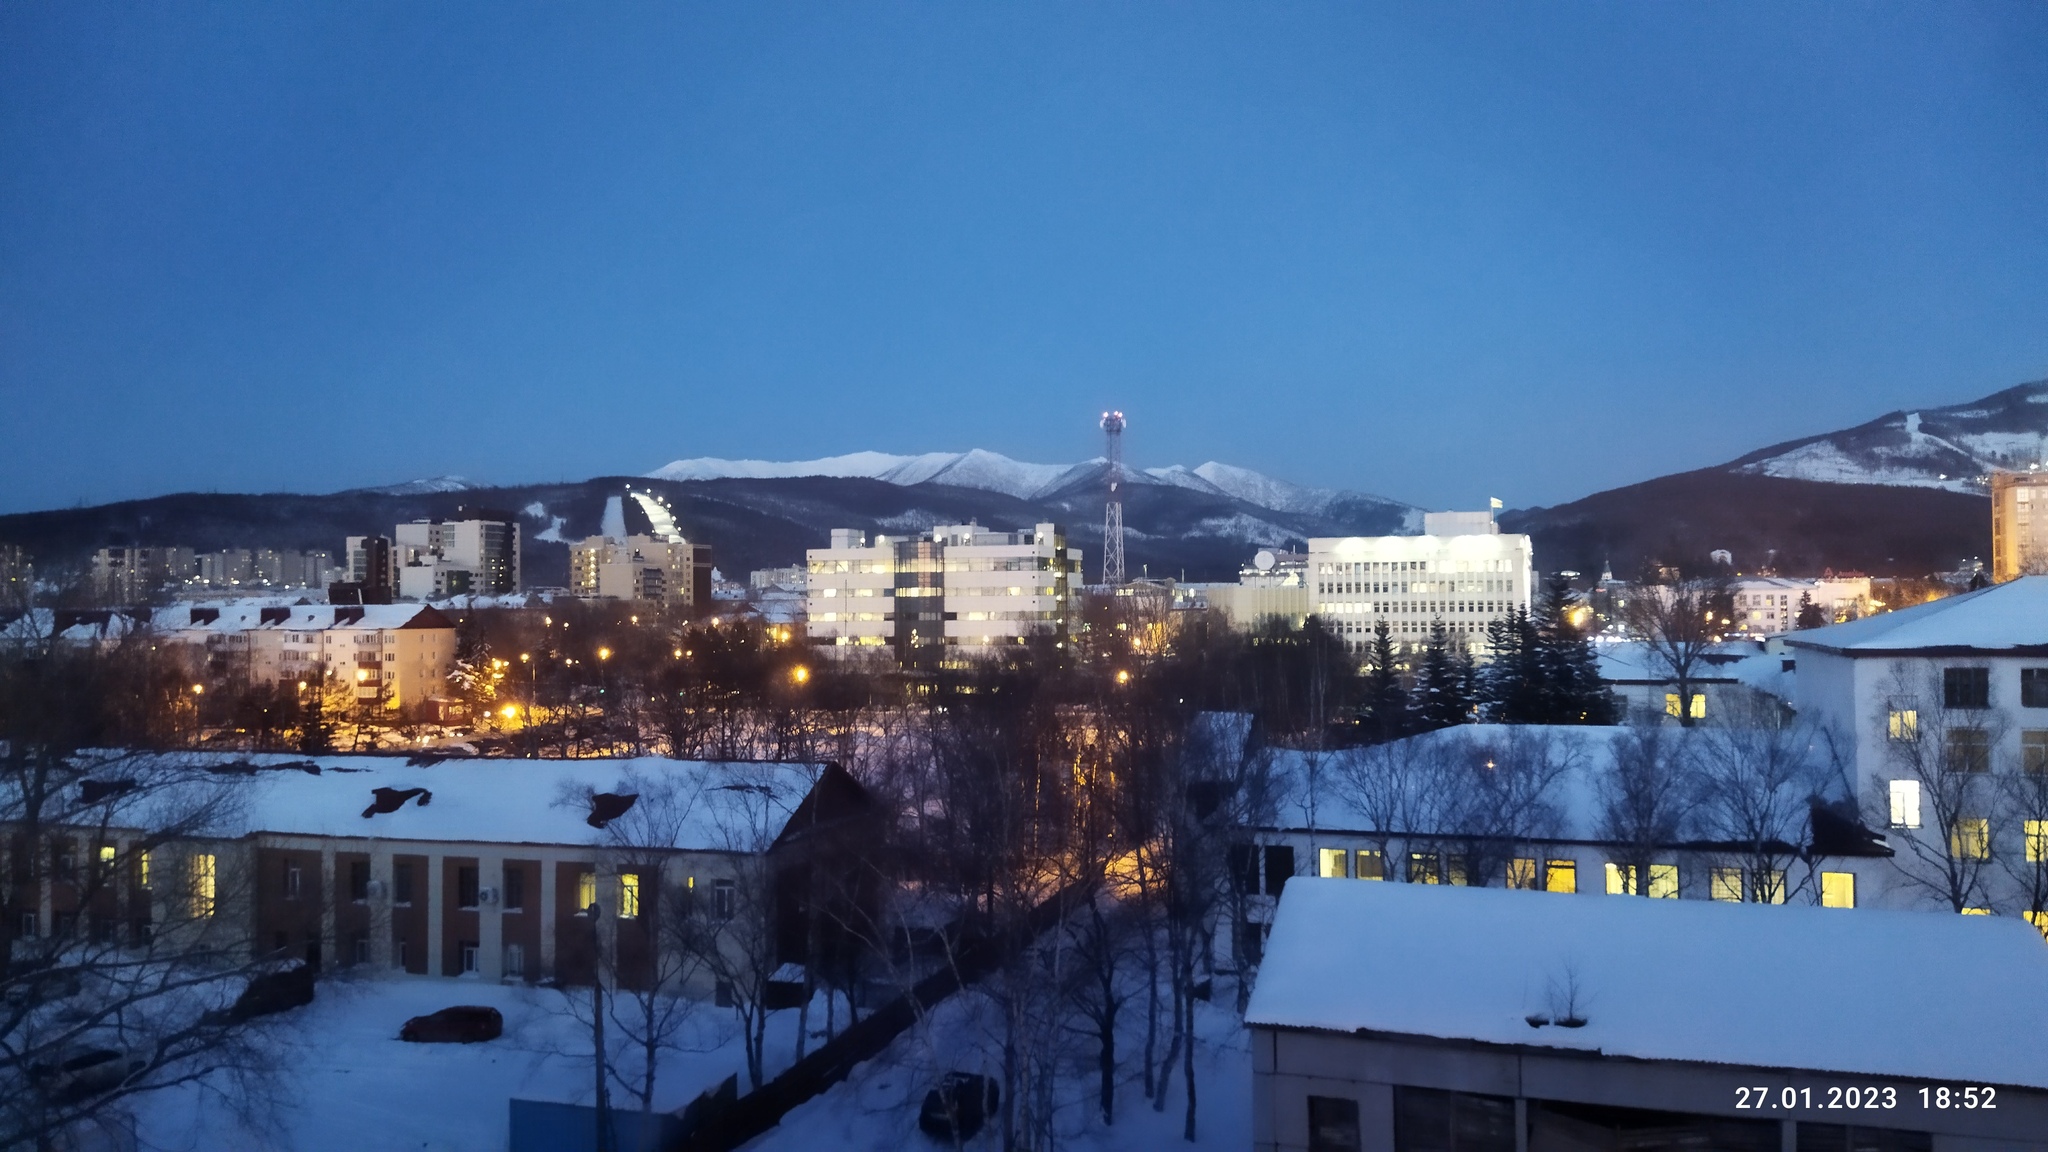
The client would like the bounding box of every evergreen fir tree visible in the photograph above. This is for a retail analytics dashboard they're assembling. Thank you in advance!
[1359,619,1408,742]
[1531,572,1616,725]
[1409,619,1474,731]
[1478,605,1545,722]
[1794,592,1826,630]
[298,674,334,754]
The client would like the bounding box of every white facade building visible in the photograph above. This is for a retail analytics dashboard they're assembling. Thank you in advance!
[1306,509,1533,657]
[568,534,712,611]
[393,516,520,598]
[806,523,1080,665]
[1729,574,1871,636]
[1787,577,2048,921]
[159,602,458,709]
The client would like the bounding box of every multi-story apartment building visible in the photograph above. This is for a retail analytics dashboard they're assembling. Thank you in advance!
[806,523,1080,665]
[161,602,457,709]
[393,512,520,599]
[1306,509,1533,657]
[1787,576,2048,920]
[568,534,713,611]
[91,547,197,603]
[1992,469,2048,582]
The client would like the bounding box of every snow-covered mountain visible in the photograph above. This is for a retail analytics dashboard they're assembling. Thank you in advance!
[647,449,1413,521]
[341,475,477,496]
[1727,380,2048,493]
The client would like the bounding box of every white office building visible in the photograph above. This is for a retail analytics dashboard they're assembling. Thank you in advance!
[1306,509,1533,657]
[393,515,520,598]
[1730,574,1871,636]
[806,523,1080,665]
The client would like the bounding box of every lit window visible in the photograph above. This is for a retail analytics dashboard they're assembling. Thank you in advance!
[1709,867,1744,902]
[1605,862,1637,896]
[1821,871,1856,908]
[1647,864,1678,899]
[1317,848,1349,879]
[1951,818,1991,860]
[577,871,597,913]
[1663,692,1706,720]
[1889,780,1922,829]
[1446,857,1469,887]
[1961,907,1992,916]
[1408,853,1440,884]
[1506,858,1538,889]
[98,845,115,868]
[2029,820,2048,864]
[1887,708,1918,742]
[1354,850,1384,881]
[2025,911,2048,939]
[617,872,640,918]
[189,853,216,918]
[138,850,150,888]
[1545,860,1577,894]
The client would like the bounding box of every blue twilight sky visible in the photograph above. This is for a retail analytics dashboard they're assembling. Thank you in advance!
[2,2,2045,514]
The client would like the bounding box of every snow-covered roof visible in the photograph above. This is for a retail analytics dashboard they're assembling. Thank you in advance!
[1785,577,2048,654]
[218,754,824,851]
[158,603,452,636]
[1269,723,1843,842]
[1246,880,2048,1090]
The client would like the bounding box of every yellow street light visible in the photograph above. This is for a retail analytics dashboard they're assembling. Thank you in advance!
[500,704,518,719]
[672,648,683,659]
[598,647,612,662]
[191,683,204,695]
[1115,670,1131,685]
[520,652,530,663]
[791,665,811,685]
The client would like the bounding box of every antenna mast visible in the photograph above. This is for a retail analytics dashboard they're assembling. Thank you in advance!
[1101,410,1126,585]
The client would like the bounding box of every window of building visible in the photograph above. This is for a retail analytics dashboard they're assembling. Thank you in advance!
[394,862,415,906]
[1394,1087,1515,1152]
[460,943,479,974]
[1943,667,1990,709]
[1753,870,1787,905]
[137,849,150,889]
[1647,864,1678,899]
[97,844,116,873]
[1821,871,1856,909]
[189,853,216,918]
[1795,1120,1932,1152]
[1888,780,1922,829]
[1409,853,1441,884]
[1951,817,1991,860]
[1263,846,1294,896]
[1506,858,1538,889]
[1710,867,1744,902]
[1545,860,1577,894]
[1308,1096,1362,1152]
[619,873,641,919]
[576,871,597,913]
[350,861,370,902]
[2016,731,2048,779]
[505,943,525,978]
[18,911,37,939]
[504,866,525,911]
[2028,819,2048,864]
[284,862,301,900]
[1605,862,1637,896]
[351,932,370,965]
[1961,907,1992,916]
[713,879,736,921]
[1318,848,1349,879]
[1886,707,1918,742]
[2023,668,2048,709]
[1663,692,1707,720]
[1355,850,1385,881]
[1944,728,1992,774]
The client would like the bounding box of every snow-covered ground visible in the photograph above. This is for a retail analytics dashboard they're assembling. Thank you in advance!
[130,975,806,1152]
[744,989,1251,1152]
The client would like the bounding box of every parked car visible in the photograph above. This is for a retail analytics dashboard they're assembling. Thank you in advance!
[28,1046,143,1103]
[400,1005,503,1043]
[918,1072,999,1142]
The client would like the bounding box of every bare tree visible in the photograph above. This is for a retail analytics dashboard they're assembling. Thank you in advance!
[1620,575,1726,727]
[1434,728,1577,889]
[1862,661,2005,913]
[1998,761,2048,929]
[1693,696,1843,904]
[1596,722,1700,894]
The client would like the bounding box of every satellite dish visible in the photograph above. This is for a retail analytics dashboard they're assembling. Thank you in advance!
[1253,550,1277,572]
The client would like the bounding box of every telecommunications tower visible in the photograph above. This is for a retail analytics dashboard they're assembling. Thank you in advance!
[1100,410,1126,585]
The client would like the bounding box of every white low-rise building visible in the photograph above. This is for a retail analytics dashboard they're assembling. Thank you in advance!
[806,524,1080,665]
[1306,510,1532,657]
[1730,574,1871,636]
[1248,881,2048,1152]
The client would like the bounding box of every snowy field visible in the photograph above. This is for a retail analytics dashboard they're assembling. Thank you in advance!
[131,975,801,1152]
[123,973,1252,1152]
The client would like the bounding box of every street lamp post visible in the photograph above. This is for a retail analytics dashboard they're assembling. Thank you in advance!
[582,900,611,1152]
